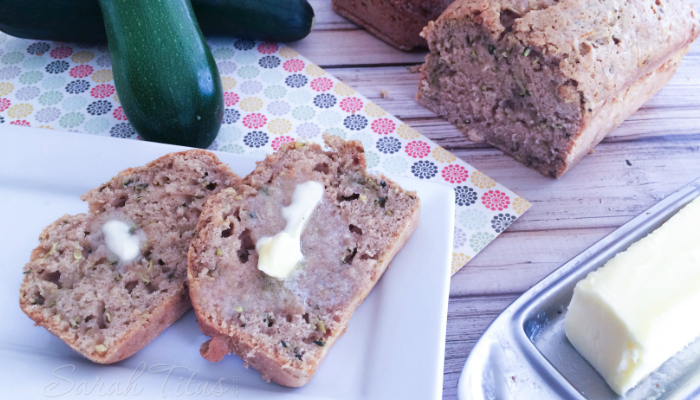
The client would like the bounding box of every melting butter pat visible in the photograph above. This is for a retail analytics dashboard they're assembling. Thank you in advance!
[565,197,700,396]
[256,181,324,279]
[102,220,141,262]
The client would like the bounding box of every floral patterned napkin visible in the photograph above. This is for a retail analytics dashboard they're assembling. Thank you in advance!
[0,33,531,275]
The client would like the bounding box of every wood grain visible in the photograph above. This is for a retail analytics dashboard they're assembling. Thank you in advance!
[309,0,358,31]
[295,2,700,398]
[444,294,518,400]
[290,30,427,67]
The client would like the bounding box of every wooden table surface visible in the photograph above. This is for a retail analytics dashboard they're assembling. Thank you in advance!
[292,2,700,398]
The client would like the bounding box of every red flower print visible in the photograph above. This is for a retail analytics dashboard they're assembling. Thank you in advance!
[50,46,73,59]
[371,118,395,135]
[481,190,510,211]
[0,98,10,112]
[283,59,305,73]
[339,97,363,113]
[441,164,468,184]
[224,92,239,107]
[405,141,431,158]
[91,84,115,99]
[69,65,93,79]
[257,43,279,54]
[271,136,295,151]
[113,106,127,121]
[242,113,267,129]
[10,120,30,127]
[310,77,333,92]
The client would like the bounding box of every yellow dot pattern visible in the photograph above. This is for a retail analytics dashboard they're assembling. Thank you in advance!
[333,82,354,96]
[512,197,531,215]
[71,51,94,64]
[278,47,299,59]
[305,64,325,77]
[363,102,386,118]
[470,170,496,189]
[451,253,471,275]
[396,124,420,140]
[239,97,263,112]
[7,103,33,119]
[268,118,292,135]
[91,69,113,83]
[0,82,13,96]
[432,146,457,163]
[221,77,237,91]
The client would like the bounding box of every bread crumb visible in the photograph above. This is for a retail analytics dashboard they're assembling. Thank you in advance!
[380,89,390,99]
[407,64,422,74]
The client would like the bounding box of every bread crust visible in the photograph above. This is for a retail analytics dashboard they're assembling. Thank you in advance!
[561,45,690,177]
[20,266,191,363]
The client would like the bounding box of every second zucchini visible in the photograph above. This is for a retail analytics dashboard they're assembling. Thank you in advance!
[0,0,314,43]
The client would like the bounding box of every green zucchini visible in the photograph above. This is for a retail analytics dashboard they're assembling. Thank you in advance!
[0,0,314,43]
[0,0,104,43]
[191,0,314,42]
[100,0,223,148]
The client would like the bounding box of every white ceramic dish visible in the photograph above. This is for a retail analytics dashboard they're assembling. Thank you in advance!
[0,126,454,400]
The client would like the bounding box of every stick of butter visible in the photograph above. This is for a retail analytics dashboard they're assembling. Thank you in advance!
[565,197,700,396]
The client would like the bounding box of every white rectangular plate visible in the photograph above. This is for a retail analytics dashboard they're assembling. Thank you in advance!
[0,126,454,400]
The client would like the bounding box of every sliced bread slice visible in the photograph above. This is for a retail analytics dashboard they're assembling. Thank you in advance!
[188,135,421,386]
[19,150,240,363]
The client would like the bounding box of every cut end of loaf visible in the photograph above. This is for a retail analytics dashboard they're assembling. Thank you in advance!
[19,150,239,363]
[417,5,582,178]
[188,135,420,386]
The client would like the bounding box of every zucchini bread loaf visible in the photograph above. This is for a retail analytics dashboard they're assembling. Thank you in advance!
[332,0,452,50]
[417,0,699,177]
[19,150,239,363]
[188,135,421,386]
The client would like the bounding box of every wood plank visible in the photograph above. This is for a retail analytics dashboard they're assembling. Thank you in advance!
[289,30,427,67]
[309,0,359,31]
[450,227,615,296]
[466,135,700,231]
[442,294,519,400]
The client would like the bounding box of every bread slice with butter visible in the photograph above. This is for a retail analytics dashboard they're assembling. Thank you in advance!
[187,135,421,386]
[19,150,240,363]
